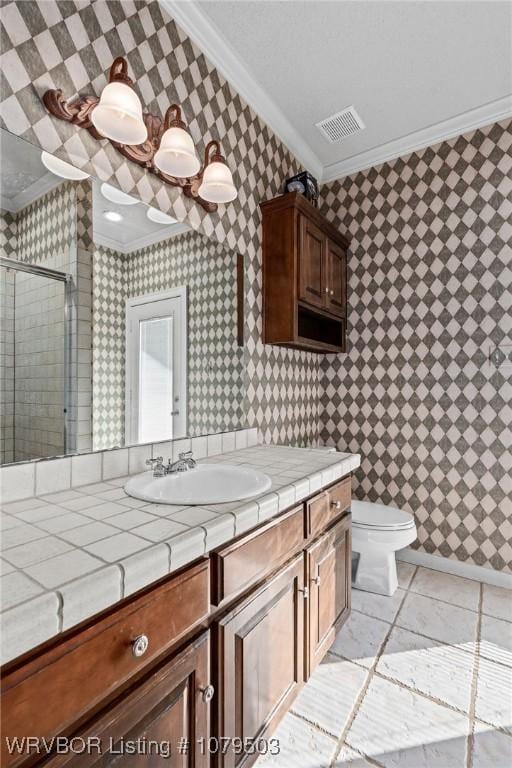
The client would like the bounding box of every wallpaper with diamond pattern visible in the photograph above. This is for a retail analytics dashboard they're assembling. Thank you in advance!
[0,0,320,447]
[319,119,512,573]
[93,229,245,449]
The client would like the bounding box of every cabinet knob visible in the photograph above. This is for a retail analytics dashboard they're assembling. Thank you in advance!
[201,684,215,703]
[131,634,149,658]
[330,290,334,296]
[325,287,329,294]
[331,500,341,510]
[311,575,321,586]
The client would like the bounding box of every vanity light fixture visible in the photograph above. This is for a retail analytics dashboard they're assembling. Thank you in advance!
[103,210,123,223]
[41,151,90,181]
[42,56,237,212]
[147,207,177,226]
[101,182,139,206]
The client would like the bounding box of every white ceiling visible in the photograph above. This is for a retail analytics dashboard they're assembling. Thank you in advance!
[165,0,512,181]
[0,130,188,253]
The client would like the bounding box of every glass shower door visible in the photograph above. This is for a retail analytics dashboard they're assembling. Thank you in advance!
[0,259,69,464]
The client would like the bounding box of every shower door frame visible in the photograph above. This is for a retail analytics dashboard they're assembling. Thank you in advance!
[0,255,73,459]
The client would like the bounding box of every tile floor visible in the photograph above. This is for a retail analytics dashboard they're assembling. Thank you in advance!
[256,564,512,768]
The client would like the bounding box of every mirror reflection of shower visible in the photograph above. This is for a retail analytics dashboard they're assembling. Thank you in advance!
[0,257,70,464]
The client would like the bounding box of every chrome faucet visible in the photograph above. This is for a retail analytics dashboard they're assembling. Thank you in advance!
[167,450,197,474]
[146,451,197,477]
[146,456,166,477]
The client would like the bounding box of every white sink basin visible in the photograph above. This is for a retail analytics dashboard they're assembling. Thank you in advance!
[124,463,272,505]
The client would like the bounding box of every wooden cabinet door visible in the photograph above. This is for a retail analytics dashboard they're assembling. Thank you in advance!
[326,240,346,317]
[43,633,212,768]
[306,515,351,677]
[298,215,326,309]
[215,555,305,768]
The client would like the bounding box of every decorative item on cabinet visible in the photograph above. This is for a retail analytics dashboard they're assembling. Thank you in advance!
[261,192,349,353]
[284,170,319,206]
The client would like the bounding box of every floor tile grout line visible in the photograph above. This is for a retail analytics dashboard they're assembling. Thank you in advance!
[467,583,483,768]
[328,584,412,768]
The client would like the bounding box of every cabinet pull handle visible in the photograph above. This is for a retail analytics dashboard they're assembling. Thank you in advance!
[298,586,309,599]
[201,684,215,703]
[325,287,329,294]
[131,634,149,658]
[311,575,321,586]
[330,290,334,296]
[331,500,341,510]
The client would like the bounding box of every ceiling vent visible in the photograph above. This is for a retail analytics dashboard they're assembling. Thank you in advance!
[316,106,365,143]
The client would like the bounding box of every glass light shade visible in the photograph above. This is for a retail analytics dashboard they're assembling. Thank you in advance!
[103,210,123,222]
[91,82,147,145]
[147,207,177,226]
[154,126,200,178]
[198,160,237,203]
[100,182,138,206]
[41,151,89,180]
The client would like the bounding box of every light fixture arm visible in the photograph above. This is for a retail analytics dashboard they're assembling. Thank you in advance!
[41,56,236,213]
[163,104,186,130]
[109,56,134,86]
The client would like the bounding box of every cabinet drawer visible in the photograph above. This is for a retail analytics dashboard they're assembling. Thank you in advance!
[211,505,304,605]
[306,476,351,538]
[1,560,210,767]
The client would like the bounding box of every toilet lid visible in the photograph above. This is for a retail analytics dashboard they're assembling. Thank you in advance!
[351,500,415,531]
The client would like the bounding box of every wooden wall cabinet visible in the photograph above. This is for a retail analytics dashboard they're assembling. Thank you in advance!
[261,192,349,353]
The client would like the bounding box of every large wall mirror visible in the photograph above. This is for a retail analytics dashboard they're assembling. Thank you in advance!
[0,128,247,465]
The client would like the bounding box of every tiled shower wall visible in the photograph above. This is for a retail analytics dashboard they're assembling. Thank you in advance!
[92,229,245,449]
[0,0,320,448]
[0,263,14,463]
[319,119,512,573]
[0,181,93,461]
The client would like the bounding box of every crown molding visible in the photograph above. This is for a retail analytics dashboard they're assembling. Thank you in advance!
[94,222,190,255]
[160,0,323,179]
[321,94,512,183]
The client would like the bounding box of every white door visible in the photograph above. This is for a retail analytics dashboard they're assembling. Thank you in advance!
[125,288,187,445]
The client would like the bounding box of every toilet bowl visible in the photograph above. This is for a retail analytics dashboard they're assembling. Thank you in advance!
[351,500,417,596]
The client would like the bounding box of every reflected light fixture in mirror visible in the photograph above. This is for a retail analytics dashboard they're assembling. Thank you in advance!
[101,182,139,205]
[90,58,147,146]
[41,151,90,181]
[198,141,237,204]
[147,207,177,226]
[154,105,200,178]
[103,210,123,223]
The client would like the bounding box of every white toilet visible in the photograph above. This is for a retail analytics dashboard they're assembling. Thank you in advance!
[351,500,417,596]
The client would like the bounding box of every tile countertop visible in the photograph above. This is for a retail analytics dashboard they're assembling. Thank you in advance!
[0,445,360,664]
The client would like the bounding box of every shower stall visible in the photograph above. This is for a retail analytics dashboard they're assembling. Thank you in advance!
[0,256,71,464]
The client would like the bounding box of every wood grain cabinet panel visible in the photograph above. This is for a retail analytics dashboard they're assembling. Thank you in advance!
[43,632,211,768]
[298,216,325,309]
[211,505,304,606]
[1,560,210,767]
[215,555,305,768]
[306,515,351,677]
[326,240,347,317]
[306,477,351,539]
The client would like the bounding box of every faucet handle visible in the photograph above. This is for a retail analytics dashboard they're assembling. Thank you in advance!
[178,450,193,460]
[146,456,163,467]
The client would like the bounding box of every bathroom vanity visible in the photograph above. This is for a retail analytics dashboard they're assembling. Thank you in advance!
[1,445,357,767]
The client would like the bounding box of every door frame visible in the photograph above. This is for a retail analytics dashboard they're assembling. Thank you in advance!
[125,286,188,445]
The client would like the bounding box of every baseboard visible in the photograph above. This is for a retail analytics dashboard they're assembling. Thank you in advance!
[397,548,512,589]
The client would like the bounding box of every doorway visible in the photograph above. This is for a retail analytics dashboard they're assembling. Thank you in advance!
[125,287,187,445]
